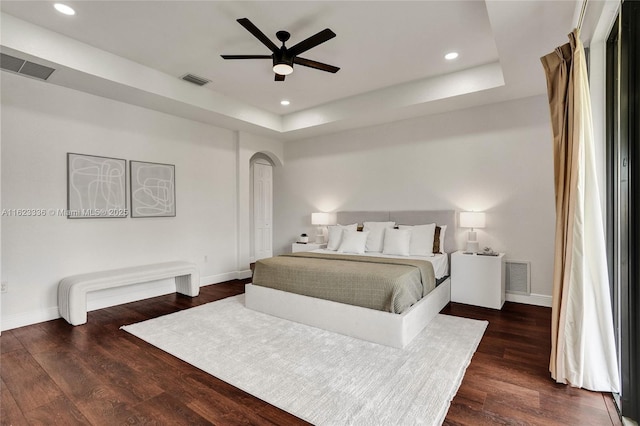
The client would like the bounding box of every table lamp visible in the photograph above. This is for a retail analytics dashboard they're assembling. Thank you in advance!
[311,212,336,244]
[460,211,486,253]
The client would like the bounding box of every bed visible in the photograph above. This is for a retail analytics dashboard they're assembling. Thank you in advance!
[245,210,456,348]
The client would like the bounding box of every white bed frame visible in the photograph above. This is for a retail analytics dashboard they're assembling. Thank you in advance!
[246,210,457,349]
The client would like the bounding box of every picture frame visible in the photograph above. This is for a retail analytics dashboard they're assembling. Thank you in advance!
[67,153,128,219]
[130,160,176,218]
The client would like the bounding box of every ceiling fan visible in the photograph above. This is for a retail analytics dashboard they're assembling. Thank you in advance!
[221,18,340,81]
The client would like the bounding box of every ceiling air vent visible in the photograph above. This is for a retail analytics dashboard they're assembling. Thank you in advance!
[181,73,210,86]
[1,53,55,81]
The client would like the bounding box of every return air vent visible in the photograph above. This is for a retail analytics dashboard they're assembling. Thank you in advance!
[0,53,55,80]
[505,260,531,295]
[180,73,210,86]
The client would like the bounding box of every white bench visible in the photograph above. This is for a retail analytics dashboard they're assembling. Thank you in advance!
[58,261,200,325]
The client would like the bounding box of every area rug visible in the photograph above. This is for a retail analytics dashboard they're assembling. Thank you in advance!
[122,295,487,425]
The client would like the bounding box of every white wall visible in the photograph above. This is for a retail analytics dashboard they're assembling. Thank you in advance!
[274,95,556,304]
[1,72,245,330]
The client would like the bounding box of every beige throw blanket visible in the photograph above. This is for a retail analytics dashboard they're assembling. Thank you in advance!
[252,252,436,314]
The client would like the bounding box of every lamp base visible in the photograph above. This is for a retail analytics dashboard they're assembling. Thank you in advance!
[465,240,480,253]
[315,226,325,244]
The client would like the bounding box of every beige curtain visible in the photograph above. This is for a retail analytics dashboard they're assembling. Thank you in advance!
[541,29,619,392]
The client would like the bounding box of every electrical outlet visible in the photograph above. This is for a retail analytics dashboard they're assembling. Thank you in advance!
[1,281,7,293]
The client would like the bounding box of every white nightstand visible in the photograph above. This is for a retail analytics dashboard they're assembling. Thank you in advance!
[451,250,506,309]
[292,242,327,253]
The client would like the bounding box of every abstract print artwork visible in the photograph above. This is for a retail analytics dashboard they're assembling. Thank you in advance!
[67,153,127,218]
[130,161,176,218]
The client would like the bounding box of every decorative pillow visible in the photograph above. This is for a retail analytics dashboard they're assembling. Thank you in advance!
[327,223,358,250]
[338,230,369,254]
[438,225,447,254]
[398,223,436,256]
[363,221,396,252]
[432,226,441,253]
[382,228,411,256]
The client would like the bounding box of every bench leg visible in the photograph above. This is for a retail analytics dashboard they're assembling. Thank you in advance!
[66,288,88,326]
[175,274,199,297]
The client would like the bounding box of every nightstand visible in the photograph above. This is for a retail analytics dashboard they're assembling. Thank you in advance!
[451,250,506,309]
[292,242,327,253]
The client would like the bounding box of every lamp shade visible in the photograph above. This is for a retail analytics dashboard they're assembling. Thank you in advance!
[311,212,336,226]
[460,211,486,229]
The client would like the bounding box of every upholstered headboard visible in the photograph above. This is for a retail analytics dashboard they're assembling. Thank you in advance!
[335,210,457,253]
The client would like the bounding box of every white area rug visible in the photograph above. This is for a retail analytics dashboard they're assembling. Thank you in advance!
[122,295,487,425]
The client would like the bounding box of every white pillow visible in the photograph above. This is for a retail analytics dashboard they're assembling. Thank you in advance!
[363,221,396,252]
[438,225,447,253]
[338,230,369,254]
[398,223,436,256]
[382,228,411,256]
[326,223,358,251]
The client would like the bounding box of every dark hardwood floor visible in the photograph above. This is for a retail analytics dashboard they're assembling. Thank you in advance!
[1,280,621,425]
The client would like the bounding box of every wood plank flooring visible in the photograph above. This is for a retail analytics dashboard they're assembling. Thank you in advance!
[1,280,621,425]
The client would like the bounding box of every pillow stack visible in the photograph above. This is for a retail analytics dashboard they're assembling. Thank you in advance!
[363,221,396,252]
[382,228,411,256]
[398,223,436,256]
[325,220,447,256]
[327,223,358,251]
[337,230,369,254]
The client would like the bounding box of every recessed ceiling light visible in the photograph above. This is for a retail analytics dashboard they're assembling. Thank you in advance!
[444,52,459,60]
[54,3,76,16]
[280,100,290,106]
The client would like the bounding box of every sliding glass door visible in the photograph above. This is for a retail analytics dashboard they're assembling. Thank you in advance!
[606,1,639,420]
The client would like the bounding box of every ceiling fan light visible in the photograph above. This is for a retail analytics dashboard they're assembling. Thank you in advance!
[273,63,293,75]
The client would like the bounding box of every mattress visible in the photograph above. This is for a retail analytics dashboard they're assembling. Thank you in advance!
[252,251,439,314]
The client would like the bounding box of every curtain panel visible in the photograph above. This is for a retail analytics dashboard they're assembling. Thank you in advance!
[540,29,619,392]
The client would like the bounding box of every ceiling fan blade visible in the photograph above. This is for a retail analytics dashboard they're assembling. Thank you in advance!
[275,73,285,81]
[237,18,279,53]
[288,28,336,57]
[294,57,340,73]
[221,55,272,60]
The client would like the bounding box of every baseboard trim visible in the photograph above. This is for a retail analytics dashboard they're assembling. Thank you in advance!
[235,269,253,280]
[201,270,252,285]
[1,270,252,331]
[506,292,552,307]
[1,306,60,332]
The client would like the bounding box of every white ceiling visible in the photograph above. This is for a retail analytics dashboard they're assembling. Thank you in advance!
[0,1,579,140]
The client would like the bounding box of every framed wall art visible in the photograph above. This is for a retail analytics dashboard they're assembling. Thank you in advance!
[130,160,176,218]
[67,153,128,219]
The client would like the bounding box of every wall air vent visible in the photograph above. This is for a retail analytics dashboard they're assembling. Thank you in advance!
[181,73,210,86]
[505,260,531,295]
[1,53,55,81]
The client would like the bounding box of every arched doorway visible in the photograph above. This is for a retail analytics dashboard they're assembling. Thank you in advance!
[250,154,274,261]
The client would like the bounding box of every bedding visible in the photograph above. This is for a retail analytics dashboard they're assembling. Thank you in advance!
[252,251,437,314]
[382,228,411,256]
[398,223,436,256]
[338,230,368,254]
[363,221,395,252]
[313,249,449,279]
[327,223,357,250]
